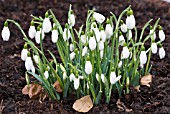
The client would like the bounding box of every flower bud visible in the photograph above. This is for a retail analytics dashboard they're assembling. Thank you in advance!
[118,61,122,68]
[98,40,104,51]
[69,73,75,82]
[44,70,49,79]
[119,34,125,46]
[74,78,80,90]
[140,51,147,65]
[63,28,71,41]
[1,21,10,41]
[159,30,165,41]
[159,47,165,59]
[151,43,157,54]
[28,21,36,39]
[35,28,45,44]
[100,30,106,42]
[51,29,58,43]
[105,24,113,38]
[82,46,88,56]
[68,13,75,27]
[85,61,92,75]
[25,56,34,71]
[121,46,130,59]
[89,36,96,51]
[121,23,127,33]
[126,10,136,29]
[43,15,52,33]
[70,52,76,60]
[33,55,39,64]
[21,48,28,61]
[110,71,121,85]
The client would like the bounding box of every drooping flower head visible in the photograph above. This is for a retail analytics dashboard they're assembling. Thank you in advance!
[35,25,45,44]
[110,71,121,85]
[149,25,156,40]
[25,51,34,71]
[93,12,105,24]
[120,20,127,33]
[85,56,92,75]
[68,10,75,27]
[28,20,36,39]
[21,43,28,61]
[158,25,165,41]
[63,24,71,41]
[158,43,165,59]
[126,9,136,30]
[51,26,58,43]
[121,43,130,59]
[140,46,147,65]
[151,42,157,54]
[43,11,52,33]
[1,21,10,41]
[118,31,125,46]
[105,18,113,38]
[89,33,96,51]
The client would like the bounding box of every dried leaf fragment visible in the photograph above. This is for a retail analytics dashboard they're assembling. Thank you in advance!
[134,85,140,92]
[53,80,63,93]
[140,74,152,87]
[29,84,43,98]
[73,95,93,113]
[22,84,31,95]
[116,99,133,112]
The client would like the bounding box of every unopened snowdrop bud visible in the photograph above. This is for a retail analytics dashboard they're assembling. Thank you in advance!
[140,50,147,65]
[70,52,76,60]
[82,46,88,56]
[126,9,136,30]
[119,32,125,46]
[96,73,99,82]
[70,43,74,52]
[100,50,104,59]
[151,43,157,54]
[158,26,165,41]
[28,21,36,39]
[86,83,89,89]
[25,52,34,71]
[51,26,58,43]
[33,55,39,64]
[118,61,122,68]
[85,60,92,75]
[128,30,132,41]
[35,26,45,44]
[89,36,96,51]
[1,21,10,41]
[74,78,80,90]
[120,20,127,33]
[69,73,75,82]
[31,66,35,73]
[94,28,100,42]
[44,70,49,79]
[63,72,67,81]
[100,29,106,42]
[80,34,87,45]
[21,43,28,61]
[43,12,52,33]
[93,12,105,24]
[98,40,104,51]
[149,26,156,40]
[110,72,121,85]
[105,21,113,38]
[159,46,165,59]
[121,45,130,59]
[63,26,71,41]
[101,74,105,83]
[68,11,75,27]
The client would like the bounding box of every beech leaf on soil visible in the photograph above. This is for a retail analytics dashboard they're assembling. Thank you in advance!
[22,84,31,95]
[140,74,152,87]
[53,80,63,93]
[116,99,133,112]
[72,95,93,113]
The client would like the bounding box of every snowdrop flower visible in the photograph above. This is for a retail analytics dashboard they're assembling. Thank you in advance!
[101,74,105,83]
[158,26,165,41]
[82,46,88,56]
[63,27,71,41]
[91,22,97,31]
[28,21,36,39]
[63,72,67,81]
[93,27,100,42]
[21,43,28,61]
[110,72,121,85]
[51,26,58,43]
[121,46,130,59]
[70,52,75,60]
[33,55,39,64]
[35,27,45,44]
[98,40,104,51]
[69,73,75,82]
[1,21,10,41]
[93,12,105,24]
[100,29,106,42]
[159,46,165,59]
[80,34,87,45]
[140,51,147,65]
[70,43,74,52]
[151,43,157,54]
[105,23,113,38]
[120,23,127,33]
[85,60,92,75]
[68,11,75,27]
[25,52,34,71]
[96,73,99,82]
[43,12,52,33]
[89,36,96,51]
[74,78,80,90]
[128,30,132,41]
[126,9,136,30]
[118,61,122,68]
[100,50,104,59]
[149,26,156,40]
[44,70,49,79]
[119,34,125,46]
[31,66,35,73]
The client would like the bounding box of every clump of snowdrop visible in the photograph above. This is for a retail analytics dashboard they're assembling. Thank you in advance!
[1,5,166,105]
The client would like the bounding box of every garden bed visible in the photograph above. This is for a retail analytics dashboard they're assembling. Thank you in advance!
[0,0,170,113]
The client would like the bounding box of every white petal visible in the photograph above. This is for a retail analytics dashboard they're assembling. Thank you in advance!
[121,46,130,59]
[98,41,104,51]
[51,30,58,43]
[80,34,87,45]
[82,46,88,56]
[35,30,45,44]
[33,55,39,64]
[63,28,71,41]
[119,35,125,46]
[63,72,67,81]
[25,57,33,71]
[31,66,35,73]
[69,73,75,82]
[126,15,136,29]
[68,14,75,27]
[91,22,97,30]
[101,74,105,83]
[96,73,99,82]
[93,12,105,24]
[110,72,116,84]
[159,47,165,59]
[118,61,122,68]
[43,18,52,33]
[149,30,156,40]
[44,71,49,79]
[105,24,113,38]
[100,30,106,42]
[1,26,10,41]
[85,61,92,75]
[128,30,132,41]
[74,78,80,90]
[86,83,89,89]
[89,37,96,51]
[121,23,127,33]
[151,43,157,54]
[94,28,100,42]
[100,50,104,59]
[159,30,165,41]
[21,49,28,61]
[70,52,76,60]
[28,26,36,39]
[140,51,147,64]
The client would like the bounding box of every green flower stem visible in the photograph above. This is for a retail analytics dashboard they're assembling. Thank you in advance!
[106,84,113,104]
[145,48,151,75]
[40,29,46,64]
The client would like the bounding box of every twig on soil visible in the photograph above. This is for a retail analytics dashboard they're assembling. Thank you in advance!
[0,100,5,114]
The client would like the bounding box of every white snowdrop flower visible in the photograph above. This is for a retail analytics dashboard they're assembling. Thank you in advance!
[51,29,58,43]
[91,22,97,31]
[28,22,36,39]
[70,52,76,60]
[121,23,127,33]
[119,35,125,46]
[159,47,165,59]
[33,55,39,64]
[89,36,96,51]
[118,61,122,68]
[100,30,106,42]
[101,74,105,83]
[1,22,10,41]
[35,29,45,44]
[93,12,105,24]
[44,71,49,79]
[100,50,104,59]
[126,10,136,29]
[86,83,89,89]
[31,66,35,73]
[105,24,113,38]
[140,51,147,65]
[80,34,87,45]
[151,43,157,54]
[96,73,99,82]
[128,30,132,41]
[98,40,104,51]
[85,61,92,75]
[25,56,34,71]
[21,48,28,61]
[149,29,156,40]
[43,12,52,33]
[68,13,75,27]
[69,73,75,82]
[121,46,130,59]
[60,64,66,72]
[63,28,71,41]
[110,72,121,85]
[74,78,80,90]
[94,28,100,42]
[63,72,67,81]
[159,30,165,41]
[70,44,74,52]
[82,46,88,56]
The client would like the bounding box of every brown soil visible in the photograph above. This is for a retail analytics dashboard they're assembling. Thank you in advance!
[0,0,170,113]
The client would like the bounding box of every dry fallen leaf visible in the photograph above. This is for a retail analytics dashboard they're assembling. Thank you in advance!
[28,84,43,98]
[134,85,141,92]
[53,80,63,93]
[116,99,133,112]
[22,84,31,95]
[72,95,93,113]
[140,74,152,87]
